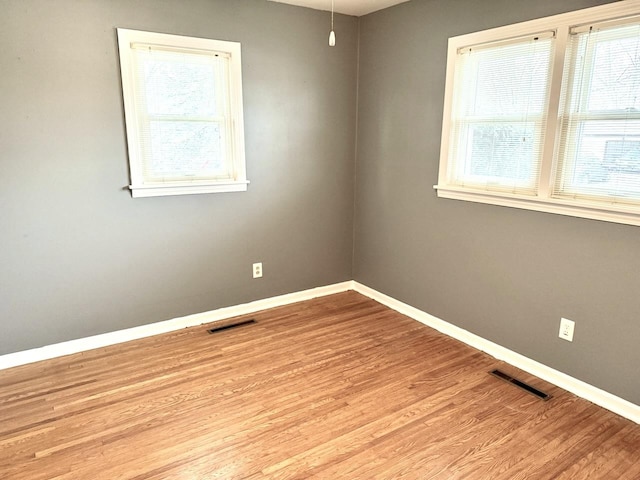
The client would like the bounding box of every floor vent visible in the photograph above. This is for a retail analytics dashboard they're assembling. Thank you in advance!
[490,369,551,401]
[208,319,256,334]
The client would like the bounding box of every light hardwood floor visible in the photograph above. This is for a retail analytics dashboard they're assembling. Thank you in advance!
[1,291,638,479]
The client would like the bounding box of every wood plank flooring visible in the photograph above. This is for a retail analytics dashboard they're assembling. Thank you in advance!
[0,291,638,479]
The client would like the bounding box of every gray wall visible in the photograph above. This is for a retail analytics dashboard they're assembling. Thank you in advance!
[0,0,358,354]
[354,0,640,405]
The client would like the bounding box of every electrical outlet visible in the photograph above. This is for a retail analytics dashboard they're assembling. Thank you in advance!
[559,317,575,342]
[252,262,263,279]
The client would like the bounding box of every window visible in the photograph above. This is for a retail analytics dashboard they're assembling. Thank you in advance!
[555,21,640,202]
[436,2,640,226]
[117,29,248,197]
[447,33,554,195]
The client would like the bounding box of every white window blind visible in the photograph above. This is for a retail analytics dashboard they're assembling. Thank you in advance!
[132,46,234,182]
[447,34,554,195]
[555,21,640,205]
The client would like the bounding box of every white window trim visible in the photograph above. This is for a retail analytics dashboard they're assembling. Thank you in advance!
[435,0,640,227]
[117,28,248,198]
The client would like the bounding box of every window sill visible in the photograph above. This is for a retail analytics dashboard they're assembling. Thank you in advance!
[130,180,249,198]
[434,184,640,227]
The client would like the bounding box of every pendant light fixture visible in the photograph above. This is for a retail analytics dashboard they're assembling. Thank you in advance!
[329,0,336,46]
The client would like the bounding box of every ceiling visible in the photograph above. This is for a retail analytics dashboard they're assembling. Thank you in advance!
[267,0,411,17]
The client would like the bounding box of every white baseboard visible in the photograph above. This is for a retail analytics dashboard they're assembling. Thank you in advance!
[352,281,640,425]
[1,279,637,424]
[0,281,353,371]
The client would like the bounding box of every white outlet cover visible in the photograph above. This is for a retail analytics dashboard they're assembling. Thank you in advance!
[559,317,575,342]
[253,262,263,278]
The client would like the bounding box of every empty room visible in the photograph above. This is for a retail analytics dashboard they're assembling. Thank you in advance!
[1,0,639,478]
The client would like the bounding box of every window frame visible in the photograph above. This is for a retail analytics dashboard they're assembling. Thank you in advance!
[117,28,248,198]
[435,1,640,226]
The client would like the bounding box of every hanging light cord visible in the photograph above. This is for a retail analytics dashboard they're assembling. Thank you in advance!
[329,0,336,46]
[331,0,334,31]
